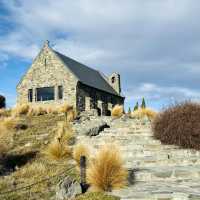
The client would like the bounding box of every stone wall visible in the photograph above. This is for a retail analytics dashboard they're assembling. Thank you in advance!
[17,43,78,108]
[76,82,124,115]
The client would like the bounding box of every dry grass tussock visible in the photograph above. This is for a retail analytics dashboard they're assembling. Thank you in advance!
[0,117,18,130]
[12,103,76,120]
[12,104,30,116]
[59,104,76,122]
[0,109,11,118]
[131,108,157,120]
[111,105,124,118]
[14,162,47,179]
[87,144,127,192]
[73,144,89,166]
[0,121,13,157]
[45,122,73,160]
[75,192,120,200]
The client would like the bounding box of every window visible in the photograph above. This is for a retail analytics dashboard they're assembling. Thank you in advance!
[58,86,63,99]
[36,87,54,101]
[111,76,115,84]
[28,89,33,102]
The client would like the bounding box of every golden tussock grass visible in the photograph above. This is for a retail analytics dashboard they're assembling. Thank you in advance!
[59,104,76,122]
[0,117,17,130]
[0,121,13,156]
[111,105,124,118]
[87,144,127,192]
[12,104,30,117]
[59,104,73,114]
[73,144,89,166]
[0,109,11,118]
[131,108,157,120]
[14,162,47,179]
[45,122,73,160]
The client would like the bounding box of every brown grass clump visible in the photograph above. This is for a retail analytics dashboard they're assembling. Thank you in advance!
[153,102,200,150]
[0,109,11,118]
[87,145,127,192]
[131,108,157,120]
[0,122,13,157]
[45,122,73,160]
[14,162,47,179]
[75,192,120,200]
[111,105,124,118]
[45,139,71,160]
[59,104,73,114]
[1,117,17,130]
[73,144,89,166]
[12,104,30,116]
[59,104,76,122]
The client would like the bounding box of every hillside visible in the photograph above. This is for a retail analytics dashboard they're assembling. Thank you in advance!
[1,109,200,200]
[0,113,78,200]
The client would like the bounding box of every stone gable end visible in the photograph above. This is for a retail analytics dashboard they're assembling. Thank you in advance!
[17,45,78,108]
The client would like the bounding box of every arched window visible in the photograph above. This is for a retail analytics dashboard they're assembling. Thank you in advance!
[111,76,115,84]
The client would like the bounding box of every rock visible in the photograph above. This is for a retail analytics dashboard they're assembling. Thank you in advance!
[77,120,110,136]
[44,140,49,145]
[78,109,98,122]
[56,176,82,200]
[24,142,32,147]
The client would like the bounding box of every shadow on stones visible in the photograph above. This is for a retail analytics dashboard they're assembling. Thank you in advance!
[0,151,38,176]
[127,169,138,185]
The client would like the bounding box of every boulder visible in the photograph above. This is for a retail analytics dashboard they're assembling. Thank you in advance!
[77,120,109,136]
[56,176,82,200]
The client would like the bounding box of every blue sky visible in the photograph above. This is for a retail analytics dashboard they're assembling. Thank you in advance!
[1,0,200,110]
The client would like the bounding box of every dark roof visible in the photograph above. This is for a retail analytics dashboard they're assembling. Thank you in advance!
[54,50,122,97]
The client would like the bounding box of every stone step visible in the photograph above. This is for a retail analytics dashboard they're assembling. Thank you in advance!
[125,158,200,168]
[77,137,161,145]
[111,180,200,200]
[131,166,200,182]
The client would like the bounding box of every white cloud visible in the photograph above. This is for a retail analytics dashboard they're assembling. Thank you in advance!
[1,0,200,108]
[126,83,200,103]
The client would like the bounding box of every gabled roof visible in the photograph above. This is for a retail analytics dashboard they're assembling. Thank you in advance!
[54,50,123,97]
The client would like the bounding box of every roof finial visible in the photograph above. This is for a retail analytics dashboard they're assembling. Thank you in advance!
[44,40,50,47]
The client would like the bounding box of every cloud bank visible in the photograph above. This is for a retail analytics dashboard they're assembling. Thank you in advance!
[1,0,200,109]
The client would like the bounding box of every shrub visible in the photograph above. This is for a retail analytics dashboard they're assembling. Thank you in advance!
[131,108,157,120]
[127,107,131,115]
[141,97,146,109]
[87,145,127,192]
[0,95,5,109]
[73,144,89,166]
[111,105,123,118]
[153,102,200,149]
[133,102,139,111]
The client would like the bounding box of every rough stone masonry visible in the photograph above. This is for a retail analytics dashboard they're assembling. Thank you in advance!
[16,41,125,115]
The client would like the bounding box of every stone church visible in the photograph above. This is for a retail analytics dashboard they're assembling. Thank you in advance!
[17,41,125,115]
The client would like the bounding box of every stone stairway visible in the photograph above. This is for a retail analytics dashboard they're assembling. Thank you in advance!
[76,118,200,200]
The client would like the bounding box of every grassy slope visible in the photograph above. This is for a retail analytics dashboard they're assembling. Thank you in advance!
[0,114,119,200]
[0,114,78,200]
